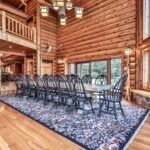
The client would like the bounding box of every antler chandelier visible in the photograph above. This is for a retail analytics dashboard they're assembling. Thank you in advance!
[40,0,84,25]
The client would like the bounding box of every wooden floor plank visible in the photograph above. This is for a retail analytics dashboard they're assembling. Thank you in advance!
[0,102,150,150]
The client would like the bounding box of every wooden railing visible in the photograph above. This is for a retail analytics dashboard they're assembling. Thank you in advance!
[0,11,36,43]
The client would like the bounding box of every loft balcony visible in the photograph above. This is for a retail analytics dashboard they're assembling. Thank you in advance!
[0,10,37,50]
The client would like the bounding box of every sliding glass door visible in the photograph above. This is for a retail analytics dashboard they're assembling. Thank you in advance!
[91,61,107,83]
[77,63,90,78]
[70,57,122,84]
[111,58,122,85]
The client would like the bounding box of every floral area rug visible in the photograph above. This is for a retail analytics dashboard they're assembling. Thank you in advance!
[0,96,149,150]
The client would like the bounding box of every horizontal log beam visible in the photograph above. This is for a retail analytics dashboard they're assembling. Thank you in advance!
[0,2,28,18]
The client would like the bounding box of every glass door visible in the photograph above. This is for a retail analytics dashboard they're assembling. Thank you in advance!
[91,61,107,84]
[111,58,122,85]
[77,63,90,78]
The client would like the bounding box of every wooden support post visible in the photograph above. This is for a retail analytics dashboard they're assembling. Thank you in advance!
[126,55,131,101]
[24,56,27,75]
[36,2,41,75]
[33,27,37,43]
[0,58,1,93]
[2,11,6,32]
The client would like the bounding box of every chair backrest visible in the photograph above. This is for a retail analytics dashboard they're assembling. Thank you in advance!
[20,75,28,88]
[66,74,77,81]
[113,74,128,92]
[54,75,70,95]
[14,76,22,89]
[34,75,45,89]
[28,76,36,88]
[95,74,108,85]
[82,75,92,84]
[70,75,87,99]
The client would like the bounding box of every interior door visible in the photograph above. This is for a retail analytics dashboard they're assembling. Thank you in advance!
[41,60,53,76]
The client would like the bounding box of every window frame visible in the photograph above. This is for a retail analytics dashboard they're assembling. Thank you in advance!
[143,0,150,40]
[75,57,123,84]
[143,50,150,91]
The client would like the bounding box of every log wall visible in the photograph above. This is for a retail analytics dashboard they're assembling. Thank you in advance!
[40,10,58,74]
[57,0,137,88]
[136,0,150,90]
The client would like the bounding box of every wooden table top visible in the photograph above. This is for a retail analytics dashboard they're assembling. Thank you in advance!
[84,84,112,93]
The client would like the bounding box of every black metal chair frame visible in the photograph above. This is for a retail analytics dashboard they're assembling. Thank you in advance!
[98,74,128,119]
[82,75,92,84]
[95,74,108,85]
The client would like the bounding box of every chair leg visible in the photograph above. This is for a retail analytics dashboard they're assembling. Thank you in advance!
[89,99,95,114]
[99,100,104,116]
[113,102,117,119]
[44,93,48,106]
[119,102,125,117]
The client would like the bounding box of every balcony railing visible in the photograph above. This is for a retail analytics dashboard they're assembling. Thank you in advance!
[0,11,36,43]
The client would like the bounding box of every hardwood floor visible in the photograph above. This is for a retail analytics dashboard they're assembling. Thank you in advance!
[0,101,149,150]
[0,102,84,150]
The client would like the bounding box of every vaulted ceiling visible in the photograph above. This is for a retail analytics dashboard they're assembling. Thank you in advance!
[2,0,83,8]
[1,0,29,8]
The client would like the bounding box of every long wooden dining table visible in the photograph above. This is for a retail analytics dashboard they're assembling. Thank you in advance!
[84,84,113,93]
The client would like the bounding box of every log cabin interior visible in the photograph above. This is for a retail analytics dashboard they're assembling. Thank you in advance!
[0,0,150,150]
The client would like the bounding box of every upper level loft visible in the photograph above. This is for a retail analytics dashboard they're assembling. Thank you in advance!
[0,10,37,50]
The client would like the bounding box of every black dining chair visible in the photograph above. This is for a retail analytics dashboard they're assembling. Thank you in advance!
[70,75,94,114]
[44,75,58,105]
[54,75,72,106]
[34,75,47,103]
[14,76,23,97]
[27,76,38,100]
[98,74,128,119]
[95,74,108,85]
[82,75,92,84]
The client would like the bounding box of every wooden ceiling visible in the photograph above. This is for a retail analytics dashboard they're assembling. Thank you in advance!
[0,39,36,56]
[1,0,29,8]
[3,0,83,8]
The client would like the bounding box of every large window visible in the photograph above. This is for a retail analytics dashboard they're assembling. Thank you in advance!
[91,61,107,83]
[76,58,122,84]
[143,0,150,39]
[77,63,90,77]
[143,51,150,89]
[111,58,122,85]
[68,63,75,74]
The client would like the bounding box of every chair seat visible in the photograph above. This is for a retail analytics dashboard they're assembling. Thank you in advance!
[103,95,122,102]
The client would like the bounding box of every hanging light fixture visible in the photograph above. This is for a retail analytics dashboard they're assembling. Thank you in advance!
[57,0,65,7]
[66,0,73,10]
[40,6,49,17]
[59,7,67,25]
[40,0,84,25]
[53,1,59,10]
[75,7,84,18]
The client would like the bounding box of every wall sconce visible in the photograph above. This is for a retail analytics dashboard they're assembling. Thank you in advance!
[124,47,132,56]
[58,58,64,64]
[75,7,84,18]
[40,6,49,17]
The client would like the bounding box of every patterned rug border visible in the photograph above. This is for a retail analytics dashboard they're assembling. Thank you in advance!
[0,98,149,150]
[123,110,150,150]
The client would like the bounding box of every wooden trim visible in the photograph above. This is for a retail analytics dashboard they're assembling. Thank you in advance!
[0,2,28,18]
[0,50,26,56]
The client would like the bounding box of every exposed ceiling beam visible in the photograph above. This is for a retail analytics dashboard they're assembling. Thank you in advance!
[0,1,28,18]
[0,50,25,56]
[18,0,27,9]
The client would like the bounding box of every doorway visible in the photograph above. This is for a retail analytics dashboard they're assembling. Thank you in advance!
[41,59,53,76]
